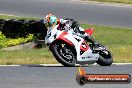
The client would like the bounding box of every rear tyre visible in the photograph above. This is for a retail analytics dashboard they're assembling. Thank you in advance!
[51,42,76,67]
[97,50,113,66]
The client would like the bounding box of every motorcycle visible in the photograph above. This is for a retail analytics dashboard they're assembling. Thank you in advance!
[45,25,113,67]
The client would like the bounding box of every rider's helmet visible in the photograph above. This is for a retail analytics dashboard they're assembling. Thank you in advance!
[44,13,57,28]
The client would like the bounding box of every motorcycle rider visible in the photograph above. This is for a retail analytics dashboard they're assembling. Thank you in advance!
[43,13,98,47]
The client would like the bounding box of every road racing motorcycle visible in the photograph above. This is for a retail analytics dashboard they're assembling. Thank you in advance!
[45,25,113,66]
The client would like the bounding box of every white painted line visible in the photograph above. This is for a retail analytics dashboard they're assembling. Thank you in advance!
[77,0,132,8]
[113,63,132,65]
[0,65,20,66]
[40,64,63,66]
[0,63,132,67]
[0,14,38,19]
[0,14,21,17]
[40,63,97,66]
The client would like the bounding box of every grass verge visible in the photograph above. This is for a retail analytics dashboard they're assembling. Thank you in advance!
[82,24,132,63]
[0,48,58,65]
[82,0,132,4]
[0,14,39,20]
[0,14,132,64]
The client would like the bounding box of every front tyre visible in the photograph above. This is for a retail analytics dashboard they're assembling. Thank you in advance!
[51,42,76,67]
[97,50,113,66]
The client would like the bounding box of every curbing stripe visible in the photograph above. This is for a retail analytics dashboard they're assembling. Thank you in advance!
[0,63,132,67]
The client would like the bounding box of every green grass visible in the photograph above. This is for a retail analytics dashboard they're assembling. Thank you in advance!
[0,14,39,20]
[81,24,132,63]
[0,48,58,65]
[0,14,132,64]
[82,0,132,4]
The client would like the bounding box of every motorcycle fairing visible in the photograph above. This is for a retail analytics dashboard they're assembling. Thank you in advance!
[85,28,94,36]
[80,41,89,52]
[61,33,99,62]
[45,25,99,64]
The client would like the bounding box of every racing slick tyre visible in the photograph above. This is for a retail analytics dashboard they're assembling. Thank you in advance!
[97,50,113,66]
[51,41,76,67]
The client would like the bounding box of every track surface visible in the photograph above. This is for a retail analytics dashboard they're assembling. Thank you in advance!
[0,0,132,28]
[0,65,131,88]
[0,0,132,88]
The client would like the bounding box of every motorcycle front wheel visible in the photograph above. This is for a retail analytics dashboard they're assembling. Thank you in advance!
[51,42,76,67]
[97,50,113,66]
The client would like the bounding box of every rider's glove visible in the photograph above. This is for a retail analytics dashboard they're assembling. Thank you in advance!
[64,23,70,31]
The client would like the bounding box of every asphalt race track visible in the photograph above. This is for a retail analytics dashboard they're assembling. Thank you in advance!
[0,65,132,88]
[0,0,132,28]
[0,0,132,88]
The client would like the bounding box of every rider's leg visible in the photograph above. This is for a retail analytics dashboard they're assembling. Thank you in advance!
[84,35,98,44]
[77,27,99,48]
[65,19,99,48]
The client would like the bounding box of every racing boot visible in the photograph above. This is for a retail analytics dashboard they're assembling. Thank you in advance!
[84,36,100,50]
